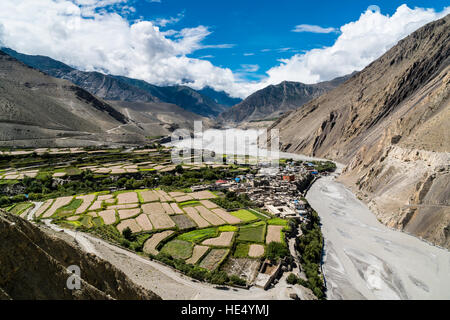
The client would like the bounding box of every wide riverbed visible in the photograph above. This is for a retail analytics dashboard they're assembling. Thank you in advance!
[306,175,450,300]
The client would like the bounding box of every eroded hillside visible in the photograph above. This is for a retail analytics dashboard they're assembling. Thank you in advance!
[272,15,450,248]
[0,210,161,300]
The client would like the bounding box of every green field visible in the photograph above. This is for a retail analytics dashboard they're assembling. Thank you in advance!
[8,202,33,215]
[177,228,218,243]
[218,225,238,232]
[237,221,266,243]
[178,200,201,207]
[230,209,258,222]
[267,218,288,226]
[233,243,250,258]
[161,239,193,260]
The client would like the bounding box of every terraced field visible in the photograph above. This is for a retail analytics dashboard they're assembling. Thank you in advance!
[25,186,289,281]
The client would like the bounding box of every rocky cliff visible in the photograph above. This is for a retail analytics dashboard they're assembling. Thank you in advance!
[0,210,161,300]
[272,15,450,248]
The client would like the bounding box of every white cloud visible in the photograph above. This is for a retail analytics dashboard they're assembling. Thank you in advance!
[253,5,450,92]
[0,2,448,99]
[240,64,259,72]
[292,24,338,33]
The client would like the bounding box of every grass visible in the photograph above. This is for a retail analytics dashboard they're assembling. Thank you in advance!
[233,243,250,258]
[62,199,83,211]
[8,202,33,215]
[230,209,258,222]
[237,221,266,243]
[267,218,288,226]
[81,216,93,228]
[218,225,238,232]
[161,239,193,260]
[177,228,218,243]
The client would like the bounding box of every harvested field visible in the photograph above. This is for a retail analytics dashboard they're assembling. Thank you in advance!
[212,208,242,225]
[171,215,197,230]
[200,200,218,209]
[170,203,184,214]
[108,204,139,210]
[202,232,234,247]
[139,190,159,203]
[142,202,165,215]
[148,213,176,230]
[53,172,66,178]
[248,244,265,257]
[42,196,73,218]
[143,231,174,255]
[97,194,113,201]
[117,219,142,233]
[174,195,194,202]
[135,214,153,231]
[75,195,96,214]
[111,168,126,174]
[195,206,225,226]
[266,225,283,244]
[156,190,173,202]
[98,210,117,225]
[199,249,229,271]
[89,201,103,211]
[161,240,193,260]
[162,203,174,215]
[184,207,210,228]
[191,191,216,200]
[186,246,209,265]
[169,192,185,198]
[87,211,98,217]
[117,192,139,204]
[67,215,80,221]
[118,208,141,219]
[104,199,115,204]
[36,199,54,218]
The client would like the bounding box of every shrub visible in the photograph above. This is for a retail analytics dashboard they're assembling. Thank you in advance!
[286,273,299,285]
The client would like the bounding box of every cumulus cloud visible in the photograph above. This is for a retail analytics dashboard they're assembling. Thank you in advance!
[0,2,448,99]
[255,4,450,91]
[292,24,338,33]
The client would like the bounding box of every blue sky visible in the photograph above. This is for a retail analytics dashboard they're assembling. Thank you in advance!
[0,0,448,97]
[133,0,449,81]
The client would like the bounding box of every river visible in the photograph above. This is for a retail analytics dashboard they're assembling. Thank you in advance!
[306,175,450,300]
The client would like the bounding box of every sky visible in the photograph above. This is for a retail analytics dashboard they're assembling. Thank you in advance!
[0,0,449,98]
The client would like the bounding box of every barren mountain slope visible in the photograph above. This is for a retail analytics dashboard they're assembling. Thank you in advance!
[272,15,450,248]
[0,210,161,300]
[218,74,351,123]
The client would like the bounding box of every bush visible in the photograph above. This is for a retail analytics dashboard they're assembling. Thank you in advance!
[122,227,133,240]
[287,273,299,285]
[229,275,246,286]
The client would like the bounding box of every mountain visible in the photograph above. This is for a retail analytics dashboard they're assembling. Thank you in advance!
[197,86,242,107]
[112,76,229,117]
[2,48,232,118]
[0,49,210,146]
[0,209,161,300]
[217,74,352,123]
[0,49,145,147]
[271,15,450,248]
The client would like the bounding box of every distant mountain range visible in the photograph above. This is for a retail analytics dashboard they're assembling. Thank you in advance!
[0,49,211,147]
[217,74,353,123]
[2,48,240,118]
[272,14,450,248]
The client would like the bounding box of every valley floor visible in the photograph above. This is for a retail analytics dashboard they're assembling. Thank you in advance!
[306,175,450,300]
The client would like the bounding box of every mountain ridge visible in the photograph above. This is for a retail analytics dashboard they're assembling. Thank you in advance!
[271,14,450,248]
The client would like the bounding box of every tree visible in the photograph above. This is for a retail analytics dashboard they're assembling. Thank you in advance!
[265,242,289,262]
[122,227,133,240]
[287,273,299,285]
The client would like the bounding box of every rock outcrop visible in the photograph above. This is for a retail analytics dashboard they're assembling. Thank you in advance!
[0,210,161,300]
[272,15,450,248]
